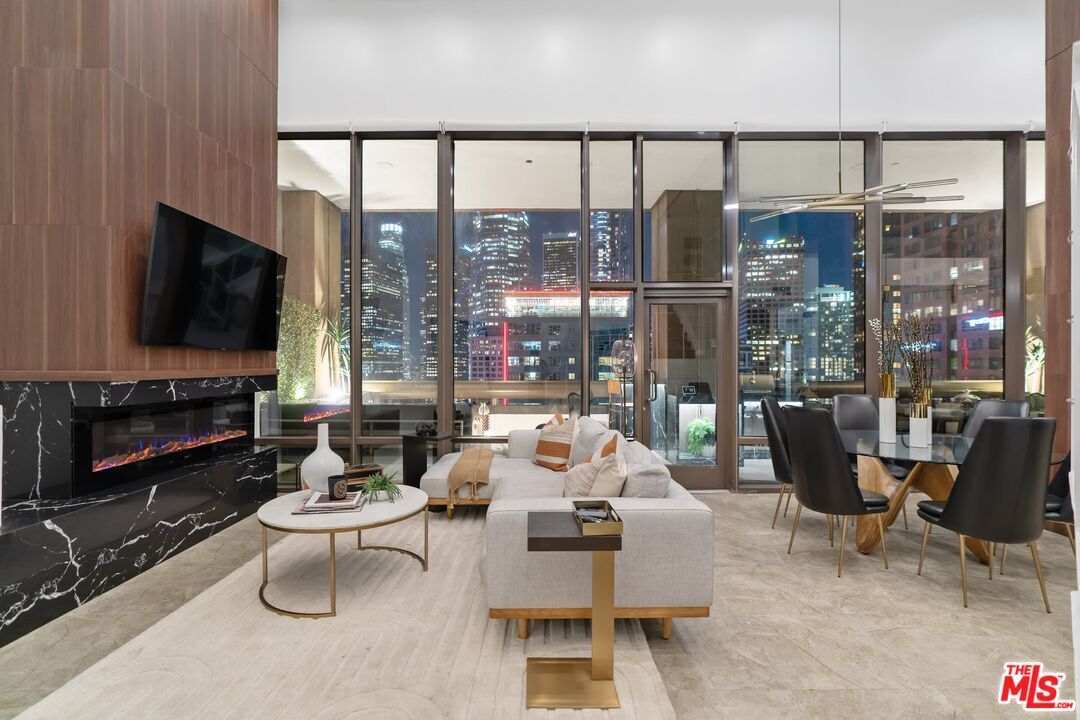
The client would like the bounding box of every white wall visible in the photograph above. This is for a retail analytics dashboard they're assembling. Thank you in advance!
[279,0,1045,132]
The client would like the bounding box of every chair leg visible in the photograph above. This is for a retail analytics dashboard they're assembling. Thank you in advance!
[1029,542,1051,614]
[1067,523,1075,554]
[999,544,1008,575]
[783,486,793,517]
[827,514,834,547]
[876,513,888,569]
[917,522,932,576]
[771,484,786,529]
[837,515,849,578]
[901,502,909,530]
[958,533,969,608]
[787,503,803,554]
[988,543,995,580]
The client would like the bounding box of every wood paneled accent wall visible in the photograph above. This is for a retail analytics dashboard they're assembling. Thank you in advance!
[0,0,279,380]
[1045,0,1078,453]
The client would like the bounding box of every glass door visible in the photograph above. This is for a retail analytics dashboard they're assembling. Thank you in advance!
[644,297,727,489]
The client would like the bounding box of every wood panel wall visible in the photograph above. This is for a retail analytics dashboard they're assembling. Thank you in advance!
[1045,0,1079,453]
[0,0,278,381]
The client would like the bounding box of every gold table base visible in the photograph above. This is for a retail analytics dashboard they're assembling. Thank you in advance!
[525,549,619,709]
[259,506,428,619]
[525,658,619,709]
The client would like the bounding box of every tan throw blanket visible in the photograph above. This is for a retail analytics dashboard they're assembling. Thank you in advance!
[447,447,493,511]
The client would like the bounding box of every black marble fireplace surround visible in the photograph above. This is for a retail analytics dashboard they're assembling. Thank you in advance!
[0,376,278,647]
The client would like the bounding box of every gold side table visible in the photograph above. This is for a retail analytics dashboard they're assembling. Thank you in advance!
[524,512,622,709]
[257,486,429,619]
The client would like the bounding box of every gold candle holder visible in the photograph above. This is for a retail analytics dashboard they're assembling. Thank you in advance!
[879,373,896,399]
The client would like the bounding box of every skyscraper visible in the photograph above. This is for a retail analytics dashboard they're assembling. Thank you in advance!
[737,235,816,381]
[590,211,633,281]
[542,231,579,290]
[469,212,532,330]
[419,253,439,381]
[361,222,411,380]
[804,284,855,382]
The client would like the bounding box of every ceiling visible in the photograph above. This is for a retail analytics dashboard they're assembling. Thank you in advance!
[279,137,1045,212]
[278,0,1044,133]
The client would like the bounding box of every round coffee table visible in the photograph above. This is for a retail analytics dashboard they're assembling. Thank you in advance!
[257,485,429,619]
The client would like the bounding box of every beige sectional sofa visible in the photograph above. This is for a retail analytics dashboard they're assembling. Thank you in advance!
[419,426,714,638]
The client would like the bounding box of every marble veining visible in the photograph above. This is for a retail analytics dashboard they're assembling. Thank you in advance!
[0,447,277,647]
[0,375,276,500]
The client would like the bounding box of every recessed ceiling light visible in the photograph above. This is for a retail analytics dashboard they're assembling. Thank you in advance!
[377,160,394,169]
[525,159,533,164]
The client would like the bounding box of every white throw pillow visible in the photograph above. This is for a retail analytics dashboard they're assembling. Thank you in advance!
[623,440,659,467]
[570,416,608,467]
[622,463,671,498]
[589,452,627,497]
[562,460,599,497]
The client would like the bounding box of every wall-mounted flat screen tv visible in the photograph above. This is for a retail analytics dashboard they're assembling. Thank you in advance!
[140,202,288,351]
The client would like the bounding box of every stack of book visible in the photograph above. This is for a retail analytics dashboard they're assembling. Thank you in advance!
[292,490,368,515]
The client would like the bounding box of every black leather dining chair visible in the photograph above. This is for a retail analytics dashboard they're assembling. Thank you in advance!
[961,398,1030,439]
[784,405,890,577]
[832,394,910,528]
[761,396,794,529]
[1045,453,1074,552]
[916,417,1056,612]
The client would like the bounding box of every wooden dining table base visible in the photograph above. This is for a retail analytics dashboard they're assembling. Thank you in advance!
[854,456,991,564]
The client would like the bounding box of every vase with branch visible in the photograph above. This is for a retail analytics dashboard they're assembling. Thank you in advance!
[898,314,935,447]
[870,317,901,442]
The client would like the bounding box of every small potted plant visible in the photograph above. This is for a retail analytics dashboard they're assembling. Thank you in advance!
[686,417,717,459]
[362,472,403,503]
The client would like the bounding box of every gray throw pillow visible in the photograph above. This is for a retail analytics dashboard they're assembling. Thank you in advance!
[621,463,671,498]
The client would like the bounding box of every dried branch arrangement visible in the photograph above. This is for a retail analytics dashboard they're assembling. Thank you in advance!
[869,317,901,376]
[898,314,935,401]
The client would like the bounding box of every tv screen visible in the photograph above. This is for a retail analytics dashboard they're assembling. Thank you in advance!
[140,202,288,351]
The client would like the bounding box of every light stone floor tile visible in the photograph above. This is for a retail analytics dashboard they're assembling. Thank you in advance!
[0,491,1075,719]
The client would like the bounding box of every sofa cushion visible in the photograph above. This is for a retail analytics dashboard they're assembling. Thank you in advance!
[534,414,574,471]
[622,463,672,498]
[507,428,541,459]
[624,440,662,466]
[570,416,608,467]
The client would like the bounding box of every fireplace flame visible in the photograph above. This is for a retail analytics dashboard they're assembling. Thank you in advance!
[92,429,248,472]
[302,407,349,423]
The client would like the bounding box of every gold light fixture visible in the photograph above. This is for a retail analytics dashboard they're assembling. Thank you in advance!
[749,1,963,223]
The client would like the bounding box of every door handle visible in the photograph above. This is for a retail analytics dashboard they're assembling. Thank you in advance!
[648,369,658,402]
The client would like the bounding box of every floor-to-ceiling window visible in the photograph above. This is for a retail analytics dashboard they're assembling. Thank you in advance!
[261,139,352,455]
[357,139,439,472]
[882,140,1005,417]
[642,141,726,282]
[453,140,582,435]
[737,140,865,484]
[588,140,635,433]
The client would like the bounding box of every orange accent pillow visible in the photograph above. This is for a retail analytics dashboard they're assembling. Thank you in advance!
[534,413,574,472]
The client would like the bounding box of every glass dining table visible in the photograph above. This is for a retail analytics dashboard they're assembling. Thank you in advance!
[838,430,989,562]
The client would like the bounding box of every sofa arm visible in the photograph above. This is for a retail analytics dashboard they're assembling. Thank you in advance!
[484,496,714,610]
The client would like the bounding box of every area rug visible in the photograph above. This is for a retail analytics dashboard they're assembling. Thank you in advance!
[20,509,676,719]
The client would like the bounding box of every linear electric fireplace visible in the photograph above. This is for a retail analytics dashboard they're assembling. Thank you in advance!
[71,396,255,497]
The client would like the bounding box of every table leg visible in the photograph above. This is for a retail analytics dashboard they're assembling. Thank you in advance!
[592,550,615,681]
[423,506,429,572]
[329,532,337,616]
[855,460,989,564]
[262,525,268,583]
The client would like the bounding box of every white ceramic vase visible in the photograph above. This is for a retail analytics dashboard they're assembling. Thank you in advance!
[300,423,344,494]
[909,416,932,448]
[878,397,896,444]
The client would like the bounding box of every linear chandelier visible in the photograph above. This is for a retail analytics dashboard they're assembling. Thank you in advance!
[749,1,963,224]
